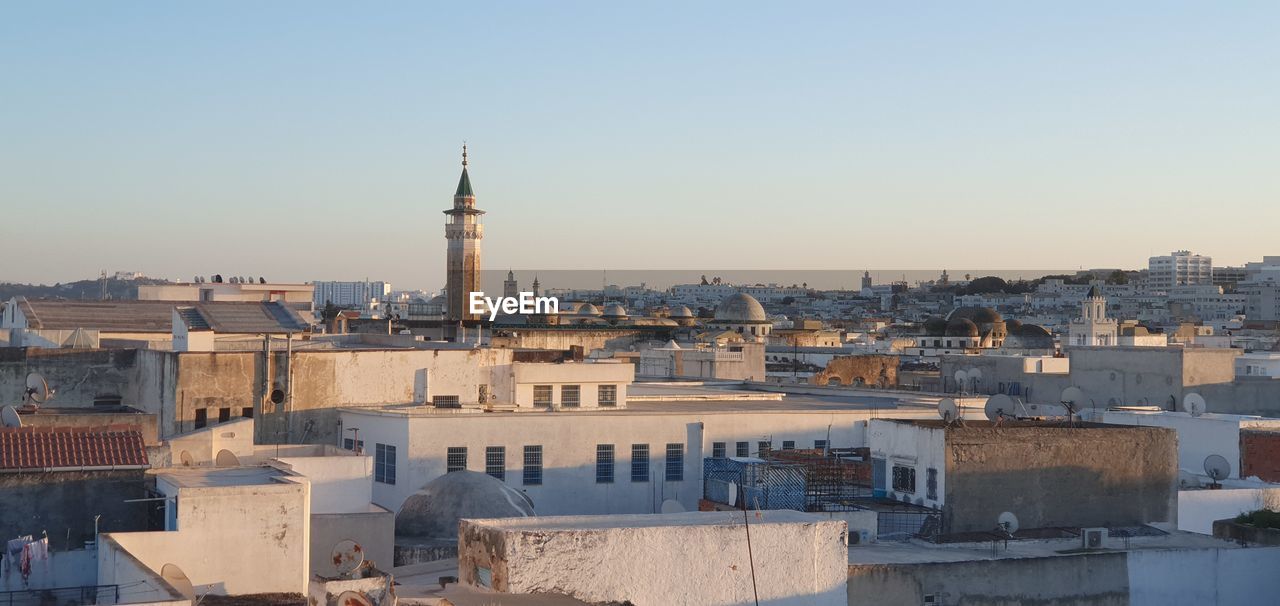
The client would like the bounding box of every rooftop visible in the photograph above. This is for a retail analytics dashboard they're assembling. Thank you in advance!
[157,466,285,488]
[12,297,308,334]
[467,510,825,532]
[0,426,148,470]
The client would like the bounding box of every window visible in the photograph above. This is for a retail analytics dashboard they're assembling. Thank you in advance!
[782,440,795,451]
[375,444,396,485]
[486,446,506,481]
[758,440,772,456]
[432,395,460,408]
[814,439,828,451]
[598,384,617,407]
[218,407,231,423]
[892,465,916,494]
[631,444,649,482]
[523,446,542,486]
[712,442,727,458]
[241,406,254,419]
[736,441,750,457]
[343,438,364,452]
[561,385,581,407]
[926,468,938,500]
[533,385,553,406]
[665,443,684,481]
[194,408,207,430]
[447,447,467,473]
[596,444,614,483]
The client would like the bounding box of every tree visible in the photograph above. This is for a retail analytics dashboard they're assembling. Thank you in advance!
[1107,270,1129,285]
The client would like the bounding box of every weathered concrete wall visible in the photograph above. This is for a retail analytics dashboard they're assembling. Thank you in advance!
[20,410,159,445]
[1241,429,1280,481]
[0,347,142,406]
[847,552,1130,606]
[1179,487,1280,534]
[0,471,150,548]
[310,511,394,576]
[0,549,97,592]
[945,426,1177,532]
[1127,546,1280,604]
[460,511,848,606]
[812,355,898,388]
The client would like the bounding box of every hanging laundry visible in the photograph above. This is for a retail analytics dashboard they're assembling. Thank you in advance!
[19,543,32,581]
[27,537,47,561]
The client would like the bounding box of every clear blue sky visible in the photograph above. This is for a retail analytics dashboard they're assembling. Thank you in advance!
[3,2,1278,291]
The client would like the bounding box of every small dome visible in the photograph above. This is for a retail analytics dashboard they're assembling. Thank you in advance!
[1017,323,1051,338]
[576,303,602,316]
[603,304,628,318]
[923,317,948,336]
[561,302,582,314]
[949,306,1002,325]
[395,471,535,539]
[670,305,694,318]
[714,293,768,323]
[945,318,980,337]
[1005,318,1024,331]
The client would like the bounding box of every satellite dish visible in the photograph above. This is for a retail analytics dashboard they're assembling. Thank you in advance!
[335,592,373,606]
[938,398,959,423]
[660,499,686,514]
[985,394,1016,422]
[997,511,1019,535]
[968,368,982,382]
[214,449,240,468]
[24,373,53,404]
[0,405,21,428]
[1061,386,1085,408]
[179,451,194,467]
[1204,454,1230,483]
[954,370,968,384]
[331,539,365,576]
[160,563,196,599]
[1183,393,1207,417]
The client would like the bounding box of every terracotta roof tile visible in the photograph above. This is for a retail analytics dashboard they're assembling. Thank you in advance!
[0,426,149,470]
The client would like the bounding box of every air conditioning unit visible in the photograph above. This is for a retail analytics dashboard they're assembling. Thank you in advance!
[1082,527,1108,549]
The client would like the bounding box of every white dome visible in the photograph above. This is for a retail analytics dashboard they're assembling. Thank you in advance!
[714,293,767,323]
[603,304,628,318]
[670,305,693,318]
[576,303,602,316]
[395,471,534,539]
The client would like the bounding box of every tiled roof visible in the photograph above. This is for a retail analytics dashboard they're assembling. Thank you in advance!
[13,297,309,335]
[0,426,149,470]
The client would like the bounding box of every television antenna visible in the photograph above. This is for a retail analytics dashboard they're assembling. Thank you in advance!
[0,405,22,428]
[984,394,1020,424]
[937,398,960,426]
[24,372,54,408]
[1182,393,1207,418]
[331,539,365,577]
[1203,454,1230,489]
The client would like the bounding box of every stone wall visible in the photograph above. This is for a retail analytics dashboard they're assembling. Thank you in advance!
[1240,429,1280,482]
[812,355,899,388]
[0,470,150,548]
[944,425,1177,532]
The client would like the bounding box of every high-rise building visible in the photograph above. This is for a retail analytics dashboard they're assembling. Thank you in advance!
[445,145,484,322]
[311,280,390,309]
[1147,251,1212,291]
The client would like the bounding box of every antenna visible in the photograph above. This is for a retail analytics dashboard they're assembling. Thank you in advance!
[0,405,21,428]
[997,511,1019,536]
[1203,454,1230,488]
[938,398,960,425]
[1182,393,1207,417]
[984,394,1018,423]
[24,372,53,408]
[331,539,365,577]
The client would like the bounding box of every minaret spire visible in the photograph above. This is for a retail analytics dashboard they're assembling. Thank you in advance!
[462,142,468,167]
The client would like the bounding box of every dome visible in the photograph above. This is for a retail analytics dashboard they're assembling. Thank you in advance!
[576,303,602,316]
[945,318,980,337]
[561,302,582,314]
[1017,323,1051,338]
[603,304,628,318]
[670,305,693,318]
[949,306,1002,325]
[395,471,535,539]
[923,317,948,336]
[1005,318,1024,330]
[713,293,768,323]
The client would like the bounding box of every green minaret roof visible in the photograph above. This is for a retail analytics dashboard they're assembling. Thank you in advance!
[455,167,474,198]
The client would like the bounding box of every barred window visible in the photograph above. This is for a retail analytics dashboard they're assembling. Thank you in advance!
[758,440,772,456]
[631,444,649,482]
[432,395,460,408]
[596,444,614,483]
[598,384,617,407]
[561,385,581,407]
[523,446,542,486]
[892,465,916,494]
[447,447,467,473]
[665,443,684,481]
[814,439,828,451]
[712,442,727,458]
[486,446,506,481]
[735,441,749,457]
[533,385,553,406]
[782,440,796,451]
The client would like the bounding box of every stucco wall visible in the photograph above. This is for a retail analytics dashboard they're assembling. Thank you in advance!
[944,425,1177,532]
[847,552,1130,606]
[0,470,150,548]
[309,510,394,576]
[460,512,848,606]
[1127,546,1280,605]
[1178,487,1280,534]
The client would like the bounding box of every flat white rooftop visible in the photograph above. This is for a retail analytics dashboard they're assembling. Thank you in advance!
[467,510,824,532]
[849,527,1245,565]
[156,466,284,488]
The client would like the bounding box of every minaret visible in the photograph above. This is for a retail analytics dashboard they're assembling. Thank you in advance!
[445,144,484,323]
[1069,284,1117,347]
[503,270,518,299]
[532,275,541,297]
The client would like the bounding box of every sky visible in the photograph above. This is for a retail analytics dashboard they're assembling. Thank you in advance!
[2,2,1279,291]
